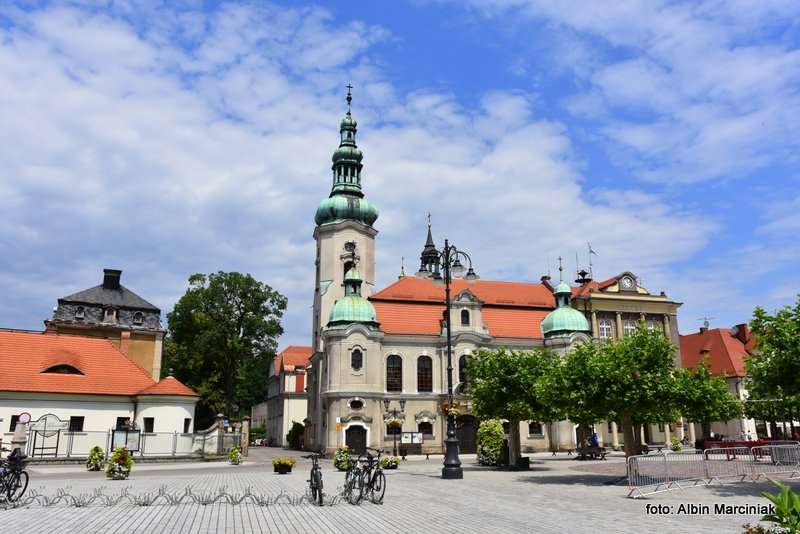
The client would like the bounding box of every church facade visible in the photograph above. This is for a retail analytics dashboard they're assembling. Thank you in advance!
[305,94,684,455]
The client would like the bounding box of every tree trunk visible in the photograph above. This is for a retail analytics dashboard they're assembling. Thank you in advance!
[622,412,636,458]
[508,419,522,467]
[702,421,712,440]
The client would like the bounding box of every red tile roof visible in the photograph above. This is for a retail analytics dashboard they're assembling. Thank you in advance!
[138,376,198,396]
[571,277,618,297]
[274,345,312,374]
[370,277,555,339]
[680,327,752,377]
[0,330,196,397]
[371,276,555,307]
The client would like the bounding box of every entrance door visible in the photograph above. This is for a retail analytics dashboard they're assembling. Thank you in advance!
[345,425,367,455]
[456,415,478,454]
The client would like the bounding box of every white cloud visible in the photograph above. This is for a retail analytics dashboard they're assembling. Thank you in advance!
[0,2,714,347]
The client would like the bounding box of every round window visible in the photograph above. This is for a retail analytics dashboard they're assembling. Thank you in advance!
[349,399,364,411]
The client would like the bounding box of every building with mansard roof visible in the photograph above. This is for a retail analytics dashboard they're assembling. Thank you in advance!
[305,91,684,456]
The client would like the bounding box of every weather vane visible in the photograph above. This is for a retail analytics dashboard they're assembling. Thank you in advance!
[427,212,431,228]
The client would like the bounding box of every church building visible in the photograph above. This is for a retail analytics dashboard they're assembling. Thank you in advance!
[305,92,683,455]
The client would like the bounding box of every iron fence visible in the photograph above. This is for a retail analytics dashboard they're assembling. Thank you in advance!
[627,443,800,498]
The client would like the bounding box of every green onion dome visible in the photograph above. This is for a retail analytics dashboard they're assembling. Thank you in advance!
[541,281,590,338]
[315,194,379,227]
[327,266,380,331]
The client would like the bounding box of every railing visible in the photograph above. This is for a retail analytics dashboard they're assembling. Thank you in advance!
[627,442,800,498]
[0,429,242,460]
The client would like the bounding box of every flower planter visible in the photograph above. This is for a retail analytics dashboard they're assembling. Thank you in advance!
[274,465,293,474]
[383,464,398,470]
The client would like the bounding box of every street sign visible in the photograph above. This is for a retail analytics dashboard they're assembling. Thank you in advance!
[30,414,68,437]
[401,432,424,444]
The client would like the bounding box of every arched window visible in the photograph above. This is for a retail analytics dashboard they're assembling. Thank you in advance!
[458,355,469,390]
[502,421,510,434]
[417,356,432,392]
[599,319,613,341]
[42,364,84,375]
[351,349,363,371]
[418,421,433,437]
[74,306,85,320]
[623,320,637,337]
[386,355,402,392]
[460,309,470,326]
[133,311,144,325]
[343,260,354,279]
[646,320,661,334]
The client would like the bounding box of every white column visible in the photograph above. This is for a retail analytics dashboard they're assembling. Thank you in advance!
[616,312,623,339]
[664,423,671,444]
[688,422,696,443]
[611,422,620,449]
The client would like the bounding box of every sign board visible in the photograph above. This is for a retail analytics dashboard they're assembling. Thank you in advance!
[401,432,424,444]
[335,417,341,423]
[336,423,342,431]
[30,414,69,437]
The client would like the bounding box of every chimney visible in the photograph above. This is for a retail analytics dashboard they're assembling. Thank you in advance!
[732,323,750,344]
[103,269,122,290]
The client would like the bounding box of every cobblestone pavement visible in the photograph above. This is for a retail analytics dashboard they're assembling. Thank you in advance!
[2,449,796,534]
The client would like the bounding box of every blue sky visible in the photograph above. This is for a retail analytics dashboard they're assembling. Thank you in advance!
[1,1,799,347]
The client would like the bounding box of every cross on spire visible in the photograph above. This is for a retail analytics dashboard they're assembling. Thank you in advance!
[427,212,431,229]
[558,256,564,282]
[346,83,353,114]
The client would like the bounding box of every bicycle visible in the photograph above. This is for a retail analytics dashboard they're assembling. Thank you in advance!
[0,447,29,503]
[302,453,324,506]
[358,447,386,504]
[342,452,363,505]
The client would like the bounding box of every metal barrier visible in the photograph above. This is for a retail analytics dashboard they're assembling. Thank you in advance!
[627,443,800,498]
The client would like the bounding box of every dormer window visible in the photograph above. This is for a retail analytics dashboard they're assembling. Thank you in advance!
[103,307,117,324]
[74,306,85,320]
[42,364,84,375]
[133,312,144,326]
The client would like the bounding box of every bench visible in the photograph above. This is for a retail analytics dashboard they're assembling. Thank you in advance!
[576,446,607,460]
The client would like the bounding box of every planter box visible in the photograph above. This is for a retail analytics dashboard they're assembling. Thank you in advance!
[274,465,293,474]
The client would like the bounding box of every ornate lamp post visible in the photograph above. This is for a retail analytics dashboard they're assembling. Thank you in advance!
[418,238,477,479]
[384,398,406,457]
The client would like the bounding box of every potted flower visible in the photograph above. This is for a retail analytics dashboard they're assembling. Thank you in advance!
[443,402,462,418]
[380,455,400,470]
[106,447,133,480]
[86,446,105,471]
[272,457,296,474]
[229,446,242,465]
[333,447,351,471]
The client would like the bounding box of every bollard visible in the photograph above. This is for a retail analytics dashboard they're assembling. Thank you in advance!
[242,416,250,458]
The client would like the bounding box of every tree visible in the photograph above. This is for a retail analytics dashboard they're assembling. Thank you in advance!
[674,361,742,439]
[468,348,561,466]
[540,324,681,457]
[164,272,287,419]
[746,296,800,399]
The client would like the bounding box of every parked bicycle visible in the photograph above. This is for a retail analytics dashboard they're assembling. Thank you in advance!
[352,447,386,505]
[343,452,364,505]
[302,453,324,505]
[0,447,29,503]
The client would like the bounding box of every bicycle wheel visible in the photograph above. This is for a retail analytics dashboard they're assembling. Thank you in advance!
[313,468,323,506]
[7,471,28,503]
[345,467,362,505]
[370,470,386,504]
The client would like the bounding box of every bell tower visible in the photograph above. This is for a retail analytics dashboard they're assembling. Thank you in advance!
[312,86,379,353]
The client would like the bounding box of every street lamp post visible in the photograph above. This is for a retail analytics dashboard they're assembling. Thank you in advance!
[383,398,406,457]
[420,238,477,480]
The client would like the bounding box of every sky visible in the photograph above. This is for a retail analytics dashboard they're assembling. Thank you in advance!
[1,0,799,347]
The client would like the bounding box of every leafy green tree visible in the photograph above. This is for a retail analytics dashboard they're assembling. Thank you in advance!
[468,348,561,466]
[476,419,505,466]
[286,421,305,450]
[674,361,742,439]
[165,272,287,419]
[747,296,800,399]
[540,324,680,457]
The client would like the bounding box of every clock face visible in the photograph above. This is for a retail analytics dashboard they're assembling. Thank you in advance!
[621,277,634,289]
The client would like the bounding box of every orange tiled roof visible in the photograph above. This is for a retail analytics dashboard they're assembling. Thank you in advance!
[0,330,196,397]
[138,376,198,396]
[371,276,555,307]
[370,277,555,339]
[571,277,618,297]
[680,327,752,377]
[275,345,312,374]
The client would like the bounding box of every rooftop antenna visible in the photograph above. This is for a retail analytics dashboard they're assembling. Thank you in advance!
[587,242,598,279]
[399,256,406,279]
[698,316,714,329]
